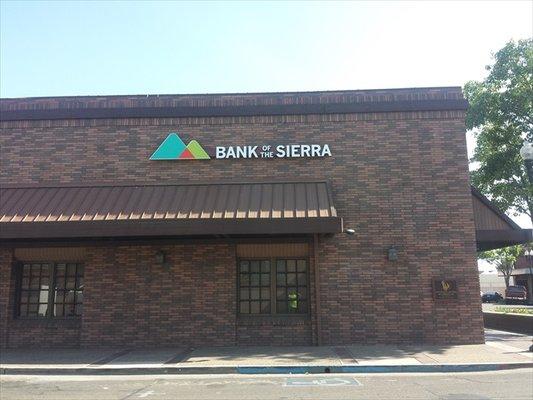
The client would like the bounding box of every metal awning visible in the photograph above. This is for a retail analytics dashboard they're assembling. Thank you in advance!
[472,187,532,251]
[0,182,343,240]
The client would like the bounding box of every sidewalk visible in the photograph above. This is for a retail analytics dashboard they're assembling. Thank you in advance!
[1,329,531,375]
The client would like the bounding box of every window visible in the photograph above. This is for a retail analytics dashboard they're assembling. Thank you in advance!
[17,262,84,318]
[275,259,308,314]
[239,260,271,314]
[238,258,308,315]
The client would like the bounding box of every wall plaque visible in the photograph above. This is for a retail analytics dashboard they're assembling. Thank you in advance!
[433,279,458,300]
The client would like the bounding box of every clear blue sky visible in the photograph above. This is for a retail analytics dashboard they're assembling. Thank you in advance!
[1,1,531,98]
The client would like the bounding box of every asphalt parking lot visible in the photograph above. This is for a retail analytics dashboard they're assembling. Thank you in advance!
[1,370,533,400]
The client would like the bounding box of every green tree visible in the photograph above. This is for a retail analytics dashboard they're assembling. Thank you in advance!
[464,39,533,225]
[479,245,523,288]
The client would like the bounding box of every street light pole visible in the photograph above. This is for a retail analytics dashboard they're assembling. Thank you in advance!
[525,245,533,305]
[519,141,533,307]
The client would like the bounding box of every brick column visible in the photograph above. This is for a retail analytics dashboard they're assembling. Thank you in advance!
[0,248,14,348]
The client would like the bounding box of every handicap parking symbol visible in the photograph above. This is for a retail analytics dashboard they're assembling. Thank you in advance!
[285,377,361,387]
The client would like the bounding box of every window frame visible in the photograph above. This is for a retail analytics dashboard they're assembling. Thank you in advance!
[14,261,84,320]
[237,256,310,317]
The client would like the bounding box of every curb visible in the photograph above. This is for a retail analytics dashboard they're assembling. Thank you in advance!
[0,367,236,375]
[2,362,532,375]
[237,363,533,374]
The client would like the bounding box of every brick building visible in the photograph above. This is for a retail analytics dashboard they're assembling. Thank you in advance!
[0,87,530,348]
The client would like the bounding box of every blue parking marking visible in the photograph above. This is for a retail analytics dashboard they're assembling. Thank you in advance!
[284,377,361,386]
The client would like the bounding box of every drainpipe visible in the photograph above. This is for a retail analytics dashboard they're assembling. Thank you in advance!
[314,234,322,346]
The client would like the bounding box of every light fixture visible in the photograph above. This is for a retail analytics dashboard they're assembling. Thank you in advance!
[155,250,166,265]
[344,228,356,235]
[388,246,398,261]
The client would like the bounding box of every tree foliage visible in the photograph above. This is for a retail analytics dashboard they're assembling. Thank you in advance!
[464,39,533,225]
[479,245,523,287]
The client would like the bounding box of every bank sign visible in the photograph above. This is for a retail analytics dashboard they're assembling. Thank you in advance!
[150,133,332,161]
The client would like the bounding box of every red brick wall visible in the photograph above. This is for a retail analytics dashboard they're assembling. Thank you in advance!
[1,242,316,348]
[237,319,312,346]
[80,244,237,347]
[6,319,81,349]
[0,88,484,346]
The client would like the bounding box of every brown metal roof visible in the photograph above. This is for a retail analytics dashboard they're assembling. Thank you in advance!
[0,182,342,239]
[471,186,532,251]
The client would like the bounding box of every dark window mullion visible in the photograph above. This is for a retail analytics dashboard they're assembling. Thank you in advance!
[270,258,276,315]
[46,263,56,318]
[73,264,78,305]
[295,260,299,286]
[14,263,22,317]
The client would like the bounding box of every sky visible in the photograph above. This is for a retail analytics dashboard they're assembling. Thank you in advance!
[1,1,531,97]
[1,1,532,271]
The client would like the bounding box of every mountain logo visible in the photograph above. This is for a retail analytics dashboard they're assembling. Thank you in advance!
[150,133,210,160]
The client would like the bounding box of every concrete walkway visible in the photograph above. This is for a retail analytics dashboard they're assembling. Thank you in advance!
[1,329,531,375]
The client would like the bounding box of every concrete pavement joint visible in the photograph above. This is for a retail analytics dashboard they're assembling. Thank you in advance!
[164,348,195,365]
[90,348,133,366]
[333,347,358,365]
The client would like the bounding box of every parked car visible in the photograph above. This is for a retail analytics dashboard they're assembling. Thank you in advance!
[504,285,527,304]
[481,291,503,303]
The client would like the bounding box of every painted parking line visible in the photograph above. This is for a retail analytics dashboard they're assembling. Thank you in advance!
[284,377,361,387]
[137,390,155,398]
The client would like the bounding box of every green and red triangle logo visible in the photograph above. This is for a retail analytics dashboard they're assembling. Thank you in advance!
[150,133,211,160]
